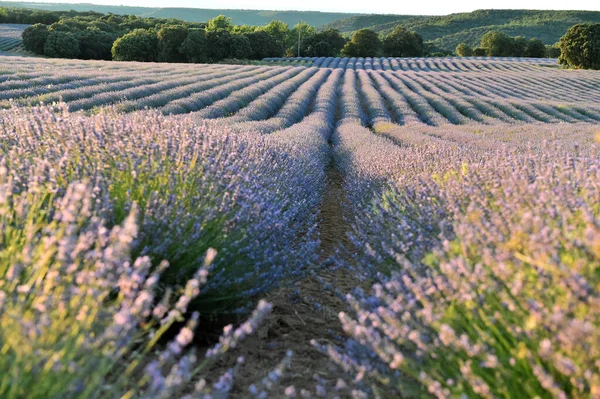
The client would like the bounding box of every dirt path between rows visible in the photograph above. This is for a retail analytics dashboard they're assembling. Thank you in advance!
[206,156,360,396]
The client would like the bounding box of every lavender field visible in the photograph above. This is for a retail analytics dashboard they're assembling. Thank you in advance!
[0,55,599,398]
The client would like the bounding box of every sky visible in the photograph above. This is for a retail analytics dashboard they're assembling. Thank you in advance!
[26,0,600,14]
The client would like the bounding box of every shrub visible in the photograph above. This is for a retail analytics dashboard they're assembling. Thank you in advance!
[473,47,487,56]
[0,173,273,397]
[44,31,80,58]
[546,43,561,58]
[558,23,600,70]
[112,28,158,62]
[455,42,473,56]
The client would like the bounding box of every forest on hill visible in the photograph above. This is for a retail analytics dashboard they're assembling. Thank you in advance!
[0,1,362,28]
[323,9,600,49]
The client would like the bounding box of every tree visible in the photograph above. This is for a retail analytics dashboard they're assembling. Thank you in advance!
[157,25,188,63]
[302,28,346,57]
[456,43,473,56]
[526,38,546,58]
[480,31,514,57]
[229,33,252,59]
[77,28,115,60]
[206,15,232,32]
[44,31,80,58]
[558,23,600,70]
[382,26,425,57]
[342,29,381,57]
[179,28,207,63]
[22,23,49,54]
[512,36,528,57]
[205,29,232,61]
[111,29,158,62]
[289,21,316,56]
[263,20,289,56]
[244,30,280,59]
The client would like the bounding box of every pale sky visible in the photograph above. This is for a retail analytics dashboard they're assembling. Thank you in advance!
[27,0,600,15]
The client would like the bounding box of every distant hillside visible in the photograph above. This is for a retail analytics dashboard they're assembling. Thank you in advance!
[0,1,362,27]
[322,9,600,49]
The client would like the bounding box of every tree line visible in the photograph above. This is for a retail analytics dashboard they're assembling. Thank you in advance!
[3,6,349,62]
[453,25,599,69]
[455,31,552,58]
[4,6,599,69]
[6,6,433,62]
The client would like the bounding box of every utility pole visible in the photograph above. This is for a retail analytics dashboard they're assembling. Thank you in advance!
[298,19,301,58]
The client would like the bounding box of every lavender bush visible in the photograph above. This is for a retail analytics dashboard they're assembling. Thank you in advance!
[0,168,273,398]
[328,122,600,398]
[0,105,322,312]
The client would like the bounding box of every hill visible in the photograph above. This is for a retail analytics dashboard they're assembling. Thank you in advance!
[322,9,600,49]
[0,1,361,27]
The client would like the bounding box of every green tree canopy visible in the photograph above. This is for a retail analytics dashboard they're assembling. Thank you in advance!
[545,43,561,58]
[456,43,474,56]
[342,29,381,57]
[111,28,158,62]
[244,30,281,59]
[44,31,80,58]
[229,33,252,59]
[262,20,289,56]
[512,36,528,57]
[22,23,49,54]
[525,38,547,58]
[76,28,115,60]
[302,28,346,57]
[206,15,232,32]
[558,23,600,70]
[179,28,208,63]
[481,31,514,56]
[157,25,188,63]
[382,26,425,57]
[204,29,233,60]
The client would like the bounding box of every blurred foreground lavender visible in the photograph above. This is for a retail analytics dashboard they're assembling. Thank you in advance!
[0,104,327,397]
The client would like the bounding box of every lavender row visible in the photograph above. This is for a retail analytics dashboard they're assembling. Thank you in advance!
[190,67,307,119]
[66,65,243,111]
[226,67,322,123]
[0,170,276,398]
[116,65,265,113]
[326,119,600,397]
[230,68,341,134]
[265,56,558,72]
[0,105,323,313]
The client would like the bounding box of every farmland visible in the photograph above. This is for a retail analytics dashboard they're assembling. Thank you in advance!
[0,54,599,397]
[0,23,25,51]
